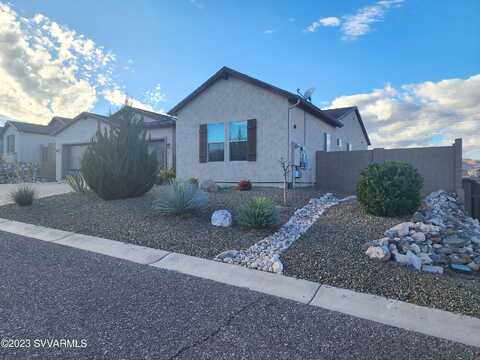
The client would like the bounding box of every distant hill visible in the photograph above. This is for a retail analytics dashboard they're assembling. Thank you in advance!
[463,159,480,177]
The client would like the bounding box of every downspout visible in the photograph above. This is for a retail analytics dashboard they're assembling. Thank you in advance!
[287,97,301,187]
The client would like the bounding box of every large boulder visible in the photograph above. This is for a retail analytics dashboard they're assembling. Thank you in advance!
[211,210,232,227]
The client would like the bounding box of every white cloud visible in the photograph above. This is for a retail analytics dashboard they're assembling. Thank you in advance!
[306,0,403,39]
[0,2,167,123]
[0,2,115,123]
[264,29,275,34]
[306,17,340,32]
[341,0,403,39]
[328,74,480,158]
[102,89,153,111]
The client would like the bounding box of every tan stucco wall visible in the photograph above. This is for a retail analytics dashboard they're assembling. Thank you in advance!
[175,76,289,184]
[175,75,369,185]
[290,108,369,184]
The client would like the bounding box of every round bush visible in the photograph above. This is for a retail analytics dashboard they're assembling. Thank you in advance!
[237,197,279,229]
[356,161,423,217]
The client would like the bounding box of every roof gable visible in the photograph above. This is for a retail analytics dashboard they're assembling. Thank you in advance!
[323,106,371,146]
[168,66,343,128]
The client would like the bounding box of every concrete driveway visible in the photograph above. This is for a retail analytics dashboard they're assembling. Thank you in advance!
[0,182,71,205]
[0,232,478,360]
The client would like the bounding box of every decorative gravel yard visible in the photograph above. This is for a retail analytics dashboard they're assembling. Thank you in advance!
[282,199,480,318]
[0,186,321,259]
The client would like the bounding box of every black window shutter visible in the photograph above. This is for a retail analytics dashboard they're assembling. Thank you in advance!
[199,124,207,163]
[247,119,257,161]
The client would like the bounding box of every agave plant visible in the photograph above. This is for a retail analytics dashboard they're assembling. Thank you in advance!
[152,179,208,215]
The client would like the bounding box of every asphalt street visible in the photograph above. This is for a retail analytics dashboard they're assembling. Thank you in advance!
[0,231,478,359]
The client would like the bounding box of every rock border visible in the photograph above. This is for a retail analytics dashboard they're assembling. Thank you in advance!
[215,193,356,273]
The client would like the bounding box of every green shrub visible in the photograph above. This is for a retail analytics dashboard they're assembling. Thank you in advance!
[238,179,252,191]
[237,197,279,229]
[157,168,176,185]
[356,161,423,217]
[81,106,158,200]
[152,179,208,215]
[11,185,35,206]
[65,171,87,193]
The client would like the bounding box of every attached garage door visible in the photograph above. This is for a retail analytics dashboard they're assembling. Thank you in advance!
[62,144,89,178]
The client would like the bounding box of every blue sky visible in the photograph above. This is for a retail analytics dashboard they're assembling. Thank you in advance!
[1,0,480,158]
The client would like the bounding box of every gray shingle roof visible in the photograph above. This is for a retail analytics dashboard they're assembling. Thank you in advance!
[168,66,343,128]
[110,106,176,128]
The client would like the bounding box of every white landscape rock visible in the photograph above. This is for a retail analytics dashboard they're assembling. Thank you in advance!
[211,210,233,227]
[215,193,354,274]
[365,246,391,261]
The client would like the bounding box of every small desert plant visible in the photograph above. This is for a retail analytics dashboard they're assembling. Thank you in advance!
[357,161,424,217]
[188,177,199,187]
[237,197,279,229]
[152,179,208,215]
[11,185,35,206]
[238,179,252,191]
[81,106,158,200]
[157,168,176,185]
[65,171,88,193]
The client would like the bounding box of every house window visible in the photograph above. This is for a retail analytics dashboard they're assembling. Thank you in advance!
[347,143,352,151]
[337,138,342,148]
[6,135,15,154]
[324,133,331,152]
[229,121,248,161]
[207,123,224,161]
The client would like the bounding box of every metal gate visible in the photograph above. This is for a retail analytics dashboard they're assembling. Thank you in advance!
[463,178,480,220]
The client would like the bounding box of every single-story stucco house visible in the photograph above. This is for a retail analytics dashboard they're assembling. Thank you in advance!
[53,107,176,181]
[168,66,370,186]
[0,117,71,164]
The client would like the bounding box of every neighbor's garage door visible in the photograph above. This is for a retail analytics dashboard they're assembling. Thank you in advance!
[62,144,89,178]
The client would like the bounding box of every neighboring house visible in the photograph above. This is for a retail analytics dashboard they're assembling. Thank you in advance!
[169,66,370,186]
[53,107,176,180]
[0,125,4,160]
[0,117,71,164]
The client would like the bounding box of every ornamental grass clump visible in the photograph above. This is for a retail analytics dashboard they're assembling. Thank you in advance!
[237,197,279,229]
[11,185,35,206]
[152,179,208,215]
[357,161,423,217]
[81,106,158,200]
[65,171,88,193]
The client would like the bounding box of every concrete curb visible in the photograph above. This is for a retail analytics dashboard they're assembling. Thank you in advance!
[151,253,320,304]
[0,217,479,348]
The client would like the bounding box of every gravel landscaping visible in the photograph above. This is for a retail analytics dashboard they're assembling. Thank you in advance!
[0,185,322,259]
[282,200,480,318]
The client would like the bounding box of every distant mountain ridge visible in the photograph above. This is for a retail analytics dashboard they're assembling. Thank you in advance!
[463,159,480,177]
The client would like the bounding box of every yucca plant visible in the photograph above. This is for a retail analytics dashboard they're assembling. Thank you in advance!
[237,197,279,229]
[11,185,35,206]
[152,179,208,215]
[65,171,88,193]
